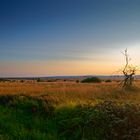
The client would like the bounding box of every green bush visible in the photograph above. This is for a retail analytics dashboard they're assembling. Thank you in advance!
[81,77,101,83]
[105,79,112,82]
[37,78,44,82]
[0,95,57,140]
[0,95,140,140]
[56,101,140,140]
[76,80,79,83]
[20,80,24,83]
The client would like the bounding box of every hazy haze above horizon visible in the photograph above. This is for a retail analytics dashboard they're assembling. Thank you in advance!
[0,0,140,77]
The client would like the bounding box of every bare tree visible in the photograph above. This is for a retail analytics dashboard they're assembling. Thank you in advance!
[122,49,136,89]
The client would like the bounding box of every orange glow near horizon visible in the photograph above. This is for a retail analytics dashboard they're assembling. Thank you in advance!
[1,46,140,77]
[0,60,125,77]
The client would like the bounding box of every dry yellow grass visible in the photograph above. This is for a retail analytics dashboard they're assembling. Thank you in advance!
[0,81,140,107]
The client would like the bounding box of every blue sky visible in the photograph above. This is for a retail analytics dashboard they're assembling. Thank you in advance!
[0,0,140,77]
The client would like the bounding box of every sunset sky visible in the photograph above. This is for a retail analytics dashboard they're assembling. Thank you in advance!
[0,0,140,77]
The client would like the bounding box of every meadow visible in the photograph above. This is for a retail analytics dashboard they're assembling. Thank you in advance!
[0,80,140,140]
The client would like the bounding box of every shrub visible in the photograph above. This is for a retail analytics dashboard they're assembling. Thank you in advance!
[76,80,79,83]
[57,101,140,140]
[37,78,43,82]
[105,79,112,82]
[81,77,101,83]
[0,95,140,140]
[20,80,24,83]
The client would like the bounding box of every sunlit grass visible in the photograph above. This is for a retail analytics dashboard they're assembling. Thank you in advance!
[1,81,140,106]
[0,81,140,139]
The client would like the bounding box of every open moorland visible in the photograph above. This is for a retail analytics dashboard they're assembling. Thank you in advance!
[0,80,140,140]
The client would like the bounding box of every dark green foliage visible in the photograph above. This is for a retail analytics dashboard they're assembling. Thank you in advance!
[0,95,56,140]
[0,95,140,140]
[37,78,42,82]
[20,80,24,83]
[47,79,57,82]
[0,79,5,82]
[56,102,140,140]
[81,77,102,83]
[0,79,10,82]
[76,80,79,83]
[105,79,112,82]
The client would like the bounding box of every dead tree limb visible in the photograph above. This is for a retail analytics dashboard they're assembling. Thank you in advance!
[122,49,136,89]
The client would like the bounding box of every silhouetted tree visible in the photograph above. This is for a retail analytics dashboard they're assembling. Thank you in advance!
[122,49,136,89]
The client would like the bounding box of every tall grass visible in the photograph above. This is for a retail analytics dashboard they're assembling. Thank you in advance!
[0,82,140,105]
[0,94,140,139]
[0,82,140,139]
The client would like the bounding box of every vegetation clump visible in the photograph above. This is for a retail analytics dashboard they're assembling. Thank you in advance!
[76,80,79,83]
[81,77,101,83]
[20,80,24,83]
[0,94,139,140]
[37,78,44,82]
[105,79,112,82]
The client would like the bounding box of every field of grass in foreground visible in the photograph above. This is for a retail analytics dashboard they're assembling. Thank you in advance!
[0,82,140,140]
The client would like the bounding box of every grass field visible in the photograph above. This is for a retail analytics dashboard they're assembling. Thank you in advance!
[0,81,140,140]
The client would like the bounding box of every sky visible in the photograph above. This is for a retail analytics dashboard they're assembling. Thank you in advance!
[0,0,140,77]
